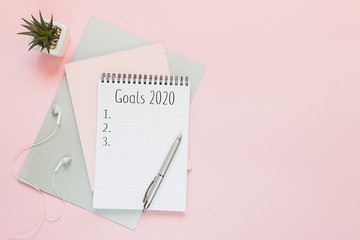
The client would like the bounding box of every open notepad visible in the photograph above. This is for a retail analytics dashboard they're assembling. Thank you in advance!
[93,73,190,211]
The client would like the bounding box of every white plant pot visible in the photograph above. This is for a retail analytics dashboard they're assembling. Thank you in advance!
[29,18,70,57]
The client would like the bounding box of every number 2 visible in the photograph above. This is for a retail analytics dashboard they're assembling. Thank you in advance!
[103,123,109,132]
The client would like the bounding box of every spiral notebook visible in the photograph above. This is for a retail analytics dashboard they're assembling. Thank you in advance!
[93,73,190,211]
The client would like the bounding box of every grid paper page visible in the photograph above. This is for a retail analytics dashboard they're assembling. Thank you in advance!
[93,76,190,211]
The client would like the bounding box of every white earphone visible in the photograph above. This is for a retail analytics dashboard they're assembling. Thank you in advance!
[52,104,62,125]
[12,104,70,239]
[54,156,72,173]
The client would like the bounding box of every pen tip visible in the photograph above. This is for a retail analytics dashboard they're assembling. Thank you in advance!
[178,134,182,141]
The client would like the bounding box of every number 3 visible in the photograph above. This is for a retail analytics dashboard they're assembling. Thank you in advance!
[103,137,108,146]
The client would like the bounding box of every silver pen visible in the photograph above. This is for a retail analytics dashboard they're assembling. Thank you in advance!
[142,133,182,213]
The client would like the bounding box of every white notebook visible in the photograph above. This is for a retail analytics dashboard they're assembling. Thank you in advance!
[93,73,190,211]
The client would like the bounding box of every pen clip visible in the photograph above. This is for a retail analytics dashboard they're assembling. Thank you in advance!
[143,176,156,203]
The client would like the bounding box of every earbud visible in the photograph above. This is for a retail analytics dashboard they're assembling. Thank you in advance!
[54,156,72,173]
[52,104,62,125]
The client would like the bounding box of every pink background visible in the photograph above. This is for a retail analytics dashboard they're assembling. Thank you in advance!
[1,0,360,239]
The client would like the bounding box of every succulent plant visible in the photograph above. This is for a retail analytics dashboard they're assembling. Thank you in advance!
[18,11,60,53]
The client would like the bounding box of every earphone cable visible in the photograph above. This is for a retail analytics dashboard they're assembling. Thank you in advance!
[11,124,59,239]
[46,172,67,222]
[12,124,59,180]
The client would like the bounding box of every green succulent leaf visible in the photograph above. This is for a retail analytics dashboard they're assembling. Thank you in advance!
[17,31,38,37]
[39,11,47,29]
[43,38,48,47]
[31,15,42,28]
[28,41,38,51]
[21,18,33,27]
[49,14,54,29]
[20,24,37,33]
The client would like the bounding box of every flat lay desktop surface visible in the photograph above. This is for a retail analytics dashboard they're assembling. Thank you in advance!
[1,0,360,240]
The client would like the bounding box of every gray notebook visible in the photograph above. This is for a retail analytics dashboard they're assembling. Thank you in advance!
[19,16,206,229]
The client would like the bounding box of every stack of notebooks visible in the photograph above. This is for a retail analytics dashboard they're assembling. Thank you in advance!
[19,17,205,229]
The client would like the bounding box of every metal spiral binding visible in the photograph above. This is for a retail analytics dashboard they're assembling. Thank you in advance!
[100,73,189,86]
